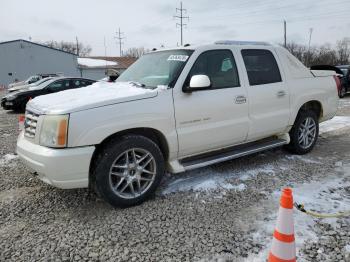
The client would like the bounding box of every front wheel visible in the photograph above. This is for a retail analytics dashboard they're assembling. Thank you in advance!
[285,110,319,155]
[94,135,165,207]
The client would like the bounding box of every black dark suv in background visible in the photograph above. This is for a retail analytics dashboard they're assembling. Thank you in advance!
[1,77,96,112]
[336,65,350,98]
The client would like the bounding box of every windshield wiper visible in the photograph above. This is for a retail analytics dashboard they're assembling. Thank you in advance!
[129,81,146,87]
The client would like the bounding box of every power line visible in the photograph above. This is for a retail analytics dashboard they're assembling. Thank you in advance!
[76,36,79,56]
[114,28,125,56]
[174,2,189,46]
[284,20,287,48]
[307,28,313,67]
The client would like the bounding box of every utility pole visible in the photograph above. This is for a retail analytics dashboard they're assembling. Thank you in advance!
[174,2,189,46]
[76,36,79,56]
[307,28,313,67]
[115,28,125,56]
[283,20,287,48]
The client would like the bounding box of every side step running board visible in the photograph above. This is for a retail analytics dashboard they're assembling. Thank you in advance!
[181,138,288,171]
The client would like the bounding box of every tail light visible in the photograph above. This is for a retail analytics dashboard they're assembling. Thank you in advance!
[333,75,341,94]
[18,115,25,132]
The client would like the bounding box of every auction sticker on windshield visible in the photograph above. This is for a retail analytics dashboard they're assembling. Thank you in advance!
[167,55,189,62]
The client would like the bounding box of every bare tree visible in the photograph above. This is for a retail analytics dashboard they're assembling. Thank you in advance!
[312,44,337,66]
[123,47,149,58]
[40,40,92,56]
[336,37,350,65]
[284,40,349,66]
[285,42,308,64]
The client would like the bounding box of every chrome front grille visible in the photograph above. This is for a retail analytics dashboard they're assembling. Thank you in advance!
[24,111,40,138]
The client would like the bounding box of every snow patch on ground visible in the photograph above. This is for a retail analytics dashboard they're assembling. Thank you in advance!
[285,154,322,164]
[77,57,117,67]
[319,116,350,134]
[163,164,276,195]
[0,154,18,166]
[339,99,350,107]
[238,164,276,181]
[245,163,350,261]
[162,168,248,195]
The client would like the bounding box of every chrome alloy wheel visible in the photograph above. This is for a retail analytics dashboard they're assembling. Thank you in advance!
[109,148,157,199]
[298,117,317,149]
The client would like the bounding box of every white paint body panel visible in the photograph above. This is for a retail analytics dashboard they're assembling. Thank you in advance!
[16,132,94,189]
[17,43,339,188]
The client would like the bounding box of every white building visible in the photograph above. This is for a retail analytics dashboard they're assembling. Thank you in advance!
[78,56,137,80]
[0,39,80,86]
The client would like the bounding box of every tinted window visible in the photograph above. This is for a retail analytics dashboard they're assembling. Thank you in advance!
[188,50,240,89]
[241,49,282,86]
[72,79,83,88]
[47,80,70,91]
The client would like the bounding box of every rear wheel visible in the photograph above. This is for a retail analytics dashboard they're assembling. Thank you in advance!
[339,86,346,98]
[94,135,165,207]
[285,110,319,155]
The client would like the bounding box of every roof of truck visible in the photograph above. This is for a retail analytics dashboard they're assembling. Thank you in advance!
[150,40,276,53]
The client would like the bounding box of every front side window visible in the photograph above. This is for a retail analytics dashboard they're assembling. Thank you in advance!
[241,49,282,86]
[187,50,240,89]
[117,50,194,88]
[47,80,70,91]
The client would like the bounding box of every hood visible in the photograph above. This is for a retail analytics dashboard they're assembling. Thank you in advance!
[27,81,160,114]
[8,85,29,92]
[8,81,26,88]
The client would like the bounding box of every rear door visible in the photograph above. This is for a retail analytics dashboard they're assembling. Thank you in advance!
[240,49,290,140]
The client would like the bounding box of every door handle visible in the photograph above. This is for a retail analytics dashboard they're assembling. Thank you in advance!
[235,95,247,104]
[277,90,286,97]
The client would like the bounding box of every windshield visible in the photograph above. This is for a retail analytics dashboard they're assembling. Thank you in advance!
[27,75,40,84]
[30,77,53,86]
[117,49,194,88]
[341,69,348,75]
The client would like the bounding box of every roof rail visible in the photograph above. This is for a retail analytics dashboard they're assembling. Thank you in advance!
[214,40,271,46]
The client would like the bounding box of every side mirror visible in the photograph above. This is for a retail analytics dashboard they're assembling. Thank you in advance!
[189,75,211,90]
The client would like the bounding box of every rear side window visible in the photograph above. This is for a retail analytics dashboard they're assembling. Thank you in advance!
[188,50,240,89]
[241,49,282,86]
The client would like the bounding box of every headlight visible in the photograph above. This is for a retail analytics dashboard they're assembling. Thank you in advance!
[40,115,69,148]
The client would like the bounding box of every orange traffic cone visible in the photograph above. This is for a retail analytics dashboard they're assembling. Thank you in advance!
[268,188,296,262]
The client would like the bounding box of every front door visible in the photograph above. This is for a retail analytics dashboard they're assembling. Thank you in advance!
[173,49,249,157]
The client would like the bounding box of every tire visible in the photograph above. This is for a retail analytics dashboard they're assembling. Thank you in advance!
[339,86,346,98]
[14,100,27,113]
[285,110,319,155]
[93,135,165,207]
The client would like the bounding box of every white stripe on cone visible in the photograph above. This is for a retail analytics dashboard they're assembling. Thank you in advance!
[271,238,296,260]
[275,208,294,235]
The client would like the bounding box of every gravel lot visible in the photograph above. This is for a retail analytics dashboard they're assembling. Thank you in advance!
[1,90,350,262]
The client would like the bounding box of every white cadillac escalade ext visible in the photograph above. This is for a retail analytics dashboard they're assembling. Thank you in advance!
[17,41,339,207]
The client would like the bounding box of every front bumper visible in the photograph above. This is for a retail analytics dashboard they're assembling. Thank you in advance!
[16,132,95,189]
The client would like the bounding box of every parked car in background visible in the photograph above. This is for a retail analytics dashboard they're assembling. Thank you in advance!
[17,41,338,207]
[336,65,350,98]
[1,77,95,112]
[8,73,62,89]
[7,77,55,93]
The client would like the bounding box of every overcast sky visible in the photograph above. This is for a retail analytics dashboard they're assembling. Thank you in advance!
[1,0,349,56]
